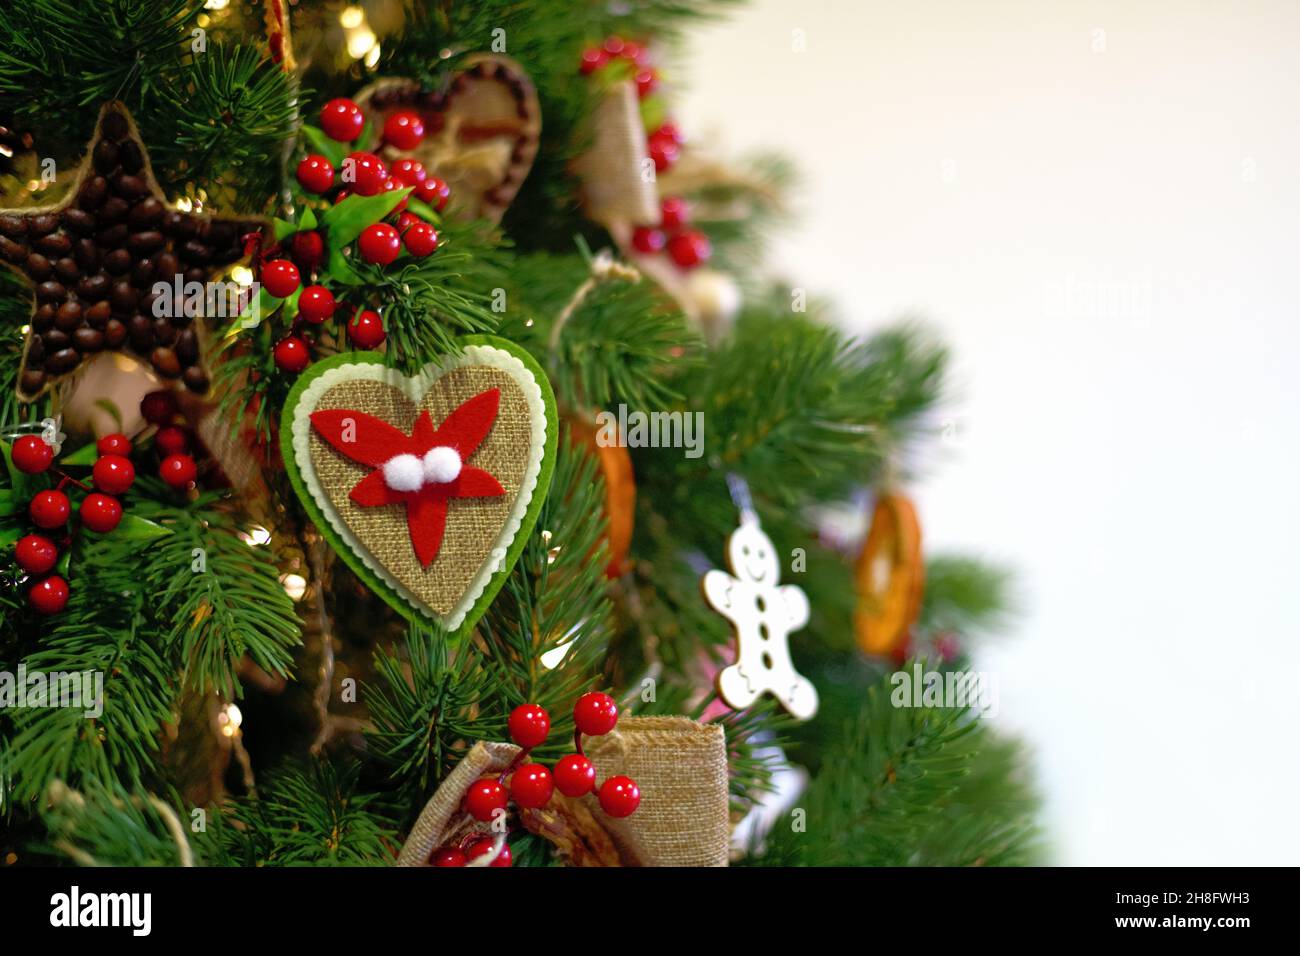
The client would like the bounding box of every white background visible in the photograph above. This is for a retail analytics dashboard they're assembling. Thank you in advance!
[679,0,1300,864]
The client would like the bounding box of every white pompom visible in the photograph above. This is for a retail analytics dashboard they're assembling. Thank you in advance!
[423,446,462,484]
[382,453,425,492]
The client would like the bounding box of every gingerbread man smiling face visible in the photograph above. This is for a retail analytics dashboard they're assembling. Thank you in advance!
[703,519,819,720]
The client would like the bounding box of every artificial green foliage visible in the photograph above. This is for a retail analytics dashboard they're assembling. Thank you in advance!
[748,671,1041,866]
[0,0,1039,869]
[134,485,300,697]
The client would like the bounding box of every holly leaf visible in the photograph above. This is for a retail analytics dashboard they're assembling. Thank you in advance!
[58,443,99,467]
[327,246,364,287]
[301,124,347,169]
[300,206,318,232]
[405,197,442,224]
[272,217,298,242]
[321,188,411,251]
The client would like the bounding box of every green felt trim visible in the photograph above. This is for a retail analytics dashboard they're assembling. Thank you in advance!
[279,336,558,642]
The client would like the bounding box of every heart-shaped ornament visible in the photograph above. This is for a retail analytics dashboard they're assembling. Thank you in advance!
[280,338,557,637]
[355,54,541,224]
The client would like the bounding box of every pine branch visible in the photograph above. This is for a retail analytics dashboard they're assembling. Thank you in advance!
[502,252,702,413]
[149,43,300,214]
[920,555,1015,639]
[748,670,1041,866]
[198,759,397,866]
[5,536,174,804]
[134,482,301,698]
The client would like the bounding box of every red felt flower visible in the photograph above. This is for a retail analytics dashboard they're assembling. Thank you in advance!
[311,389,506,566]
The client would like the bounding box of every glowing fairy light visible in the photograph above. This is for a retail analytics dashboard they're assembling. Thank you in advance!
[281,573,307,600]
[239,525,272,547]
[218,702,243,738]
[340,6,364,29]
[348,28,377,59]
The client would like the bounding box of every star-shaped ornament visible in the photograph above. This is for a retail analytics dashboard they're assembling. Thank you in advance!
[309,388,506,567]
[0,101,263,401]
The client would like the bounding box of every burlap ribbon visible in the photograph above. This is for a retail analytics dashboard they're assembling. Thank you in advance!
[396,740,520,866]
[395,716,729,867]
[573,81,660,228]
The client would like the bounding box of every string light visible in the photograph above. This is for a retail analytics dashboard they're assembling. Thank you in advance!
[347,28,378,60]
[281,573,307,600]
[339,6,365,29]
[239,525,272,547]
[217,702,243,738]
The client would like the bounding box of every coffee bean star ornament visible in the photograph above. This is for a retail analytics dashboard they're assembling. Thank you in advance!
[0,101,262,401]
[703,515,819,720]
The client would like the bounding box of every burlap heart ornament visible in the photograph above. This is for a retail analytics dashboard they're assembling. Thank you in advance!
[280,338,556,637]
[355,54,541,224]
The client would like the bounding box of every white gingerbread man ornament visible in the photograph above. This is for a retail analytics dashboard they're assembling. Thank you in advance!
[703,516,819,720]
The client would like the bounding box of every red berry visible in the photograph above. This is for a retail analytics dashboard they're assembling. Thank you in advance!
[508,703,551,749]
[154,425,189,457]
[634,68,660,99]
[431,847,467,867]
[298,285,335,324]
[273,336,311,373]
[465,837,512,867]
[96,433,131,456]
[139,389,178,426]
[509,763,554,809]
[15,534,57,575]
[463,779,508,822]
[291,230,325,273]
[396,211,422,235]
[358,223,402,266]
[381,176,410,213]
[391,158,427,184]
[383,110,426,150]
[647,133,680,173]
[659,196,688,230]
[415,176,451,212]
[402,222,438,257]
[553,754,596,797]
[29,575,69,615]
[667,229,711,269]
[574,692,619,737]
[80,492,122,533]
[29,490,70,529]
[261,259,300,298]
[343,151,387,196]
[334,189,351,204]
[92,454,135,495]
[295,154,335,194]
[579,47,608,74]
[11,435,53,474]
[598,775,640,817]
[347,309,386,349]
[159,453,197,489]
[320,98,364,142]
[602,35,626,56]
[654,122,684,145]
[620,41,648,66]
[631,226,665,254]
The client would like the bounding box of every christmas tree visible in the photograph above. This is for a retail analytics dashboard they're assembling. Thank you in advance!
[0,0,1039,868]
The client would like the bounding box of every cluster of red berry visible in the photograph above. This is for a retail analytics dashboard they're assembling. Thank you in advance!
[579,36,683,176]
[429,692,642,868]
[270,98,453,375]
[139,389,202,490]
[578,38,708,270]
[11,428,135,615]
[631,195,712,270]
